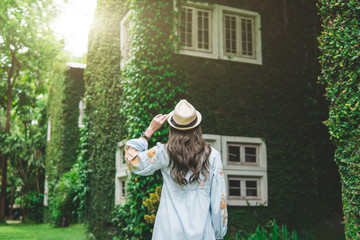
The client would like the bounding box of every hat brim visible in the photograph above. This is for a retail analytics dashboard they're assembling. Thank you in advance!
[167,111,202,130]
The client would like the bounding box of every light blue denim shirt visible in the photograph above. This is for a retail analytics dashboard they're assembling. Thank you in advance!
[125,138,228,240]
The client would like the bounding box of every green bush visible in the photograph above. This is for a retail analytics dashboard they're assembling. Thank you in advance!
[50,165,79,227]
[234,220,298,240]
[318,1,360,239]
[24,192,44,223]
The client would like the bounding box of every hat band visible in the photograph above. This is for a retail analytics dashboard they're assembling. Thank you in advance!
[171,116,198,129]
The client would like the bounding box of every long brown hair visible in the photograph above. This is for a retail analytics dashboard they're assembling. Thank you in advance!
[166,125,211,185]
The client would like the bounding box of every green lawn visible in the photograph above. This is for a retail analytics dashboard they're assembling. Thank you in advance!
[0,222,87,240]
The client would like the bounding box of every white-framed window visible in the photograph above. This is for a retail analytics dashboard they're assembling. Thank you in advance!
[227,143,259,166]
[120,11,132,70]
[176,2,218,59]
[115,140,130,205]
[219,5,262,64]
[228,176,260,200]
[203,134,268,206]
[78,98,85,128]
[175,1,262,64]
[179,6,212,52]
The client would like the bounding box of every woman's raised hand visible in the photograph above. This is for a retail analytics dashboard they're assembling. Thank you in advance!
[143,114,169,139]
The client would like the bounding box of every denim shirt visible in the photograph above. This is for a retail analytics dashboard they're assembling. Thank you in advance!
[125,138,228,240]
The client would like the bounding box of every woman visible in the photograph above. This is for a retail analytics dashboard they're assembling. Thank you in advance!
[125,99,228,240]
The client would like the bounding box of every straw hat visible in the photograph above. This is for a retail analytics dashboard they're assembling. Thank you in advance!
[168,99,202,130]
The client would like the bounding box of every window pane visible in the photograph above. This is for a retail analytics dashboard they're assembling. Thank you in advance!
[229,179,240,187]
[228,145,240,162]
[230,188,241,196]
[121,181,126,197]
[180,8,193,48]
[229,179,241,196]
[245,146,257,163]
[197,10,210,50]
[224,15,237,54]
[246,180,257,188]
[246,189,257,196]
[246,180,258,197]
[240,18,254,56]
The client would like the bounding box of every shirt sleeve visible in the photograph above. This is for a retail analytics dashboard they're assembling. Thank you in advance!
[125,138,168,176]
[210,151,228,239]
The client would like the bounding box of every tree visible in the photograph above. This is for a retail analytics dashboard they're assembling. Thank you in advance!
[0,0,61,221]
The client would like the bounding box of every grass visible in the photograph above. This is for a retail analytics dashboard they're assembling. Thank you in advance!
[0,222,87,240]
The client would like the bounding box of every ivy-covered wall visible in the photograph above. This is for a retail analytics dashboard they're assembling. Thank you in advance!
[84,0,344,239]
[45,64,85,222]
[318,1,360,239]
[174,0,343,239]
[83,0,124,238]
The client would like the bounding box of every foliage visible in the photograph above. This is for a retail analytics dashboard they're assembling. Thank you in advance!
[45,64,85,224]
[110,0,186,239]
[83,0,125,238]
[49,162,81,227]
[72,126,90,223]
[0,93,48,222]
[318,1,360,239]
[24,192,44,223]
[143,186,161,224]
[0,0,63,221]
[234,220,298,240]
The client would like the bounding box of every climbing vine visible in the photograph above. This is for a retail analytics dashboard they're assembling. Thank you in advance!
[318,1,360,239]
[83,0,125,238]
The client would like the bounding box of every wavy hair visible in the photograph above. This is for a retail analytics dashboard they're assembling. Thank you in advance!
[166,125,211,185]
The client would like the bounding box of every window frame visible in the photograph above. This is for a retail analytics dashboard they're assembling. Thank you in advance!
[179,6,213,53]
[173,1,262,64]
[218,5,262,64]
[203,134,268,206]
[228,176,261,200]
[227,142,260,166]
[115,140,130,205]
[175,1,219,59]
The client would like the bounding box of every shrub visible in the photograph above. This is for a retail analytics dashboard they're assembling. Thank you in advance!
[24,192,44,223]
[50,165,79,227]
[234,220,298,240]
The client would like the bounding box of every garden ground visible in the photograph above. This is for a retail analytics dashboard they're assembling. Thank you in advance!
[0,221,86,240]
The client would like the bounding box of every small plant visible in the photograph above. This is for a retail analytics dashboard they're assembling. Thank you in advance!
[235,219,298,240]
[143,186,162,224]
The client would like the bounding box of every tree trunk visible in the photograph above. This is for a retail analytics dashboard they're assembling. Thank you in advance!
[0,154,7,222]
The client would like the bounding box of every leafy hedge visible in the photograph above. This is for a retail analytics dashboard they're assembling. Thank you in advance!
[318,1,360,239]
[111,0,185,238]
[83,0,124,238]
[45,64,85,223]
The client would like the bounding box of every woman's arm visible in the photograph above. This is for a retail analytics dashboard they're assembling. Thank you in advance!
[210,151,228,239]
[124,114,169,176]
[141,114,169,141]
